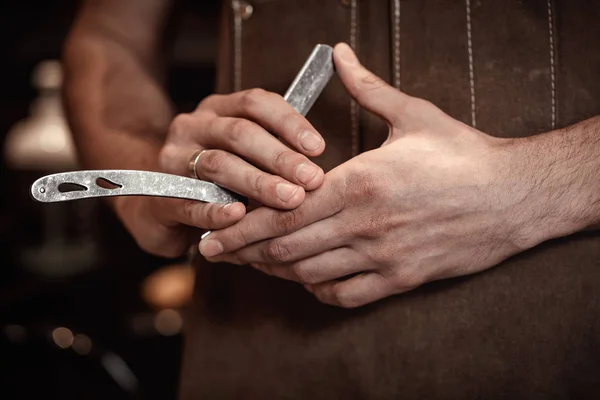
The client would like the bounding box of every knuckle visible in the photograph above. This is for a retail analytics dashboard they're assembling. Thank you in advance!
[168,113,193,139]
[249,173,269,195]
[241,88,268,110]
[228,119,252,143]
[274,208,303,232]
[272,150,299,172]
[263,240,292,263]
[354,216,394,242]
[199,150,226,174]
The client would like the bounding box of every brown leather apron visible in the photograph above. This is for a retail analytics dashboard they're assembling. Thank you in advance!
[179,1,600,398]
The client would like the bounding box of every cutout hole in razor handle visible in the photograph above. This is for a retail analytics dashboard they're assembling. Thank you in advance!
[58,182,88,193]
[96,177,123,190]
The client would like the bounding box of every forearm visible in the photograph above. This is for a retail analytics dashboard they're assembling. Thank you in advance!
[62,0,174,173]
[506,116,600,248]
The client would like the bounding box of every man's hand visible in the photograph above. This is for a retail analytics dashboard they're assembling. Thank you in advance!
[160,90,326,209]
[117,91,328,258]
[198,43,565,307]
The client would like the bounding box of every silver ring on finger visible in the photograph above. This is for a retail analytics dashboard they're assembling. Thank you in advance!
[188,150,207,179]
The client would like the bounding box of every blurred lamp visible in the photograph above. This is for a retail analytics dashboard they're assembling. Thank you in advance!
[4,60,77,171]
[4,60,97,277]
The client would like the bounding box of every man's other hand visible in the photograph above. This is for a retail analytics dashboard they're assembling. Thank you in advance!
[199,43,543,307]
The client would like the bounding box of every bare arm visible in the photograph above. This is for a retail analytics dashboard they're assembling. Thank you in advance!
[504,116,600,236]
[63,0,173,175]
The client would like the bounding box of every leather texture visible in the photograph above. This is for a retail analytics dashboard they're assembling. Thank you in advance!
[179,1,600,398]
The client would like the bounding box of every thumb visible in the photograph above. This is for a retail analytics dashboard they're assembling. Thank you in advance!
[333,42,410,124]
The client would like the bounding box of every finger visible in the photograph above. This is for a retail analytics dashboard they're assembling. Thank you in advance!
[193,149,306,209]
[333,42,411,125]
[305,272,392,308]
[217,217,347,264]
[159,198,247,230]
[201,117,324,189]
[199,182,344,258]
[251,247,372,285]
[201,89,326,156]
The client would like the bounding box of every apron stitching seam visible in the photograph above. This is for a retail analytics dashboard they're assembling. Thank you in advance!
[392,0,401,90]
[232,0,243,92]
[350,0,360,156]
[465,0,477,128]
[547,0,557,130]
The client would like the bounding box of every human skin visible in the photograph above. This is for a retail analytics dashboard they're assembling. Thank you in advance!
[200,43,600,308]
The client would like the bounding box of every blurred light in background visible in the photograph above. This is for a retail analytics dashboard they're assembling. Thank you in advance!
[4,60,76,171]
[51,326,74,349]
[142,263,195,310]
[72,333,92,355]
[101,352,139,395]
[154,309,183,337]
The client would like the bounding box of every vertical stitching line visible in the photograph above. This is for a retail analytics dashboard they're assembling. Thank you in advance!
[232,0,242,92]
[393,0,401,90]
[547,0,556,130]
[350,0,359,156]
[465,0,477,128]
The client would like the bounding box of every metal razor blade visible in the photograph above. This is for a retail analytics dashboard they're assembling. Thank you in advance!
[30,44,334,204]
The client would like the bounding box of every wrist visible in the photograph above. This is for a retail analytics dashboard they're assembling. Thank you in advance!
[502,130,600,249]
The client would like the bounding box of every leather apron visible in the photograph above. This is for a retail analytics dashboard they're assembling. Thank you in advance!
[179,1,600,398]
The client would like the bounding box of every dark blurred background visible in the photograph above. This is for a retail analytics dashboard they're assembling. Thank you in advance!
[0,1,220,398]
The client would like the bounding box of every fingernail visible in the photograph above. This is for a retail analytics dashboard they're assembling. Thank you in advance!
[222,203,232,216]
[295,163,318,185]
[199,238,223,257]
[338,43,359,65]
[304,284,314,293]
[276,183,299,202]
[299,130,322,151]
